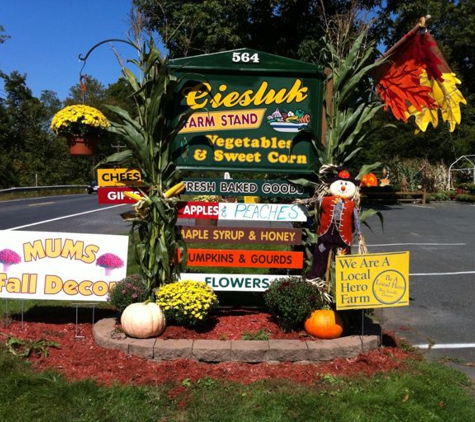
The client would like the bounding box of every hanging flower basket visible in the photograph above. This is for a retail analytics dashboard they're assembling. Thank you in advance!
[50,104,110,156]
[66,134,100,156]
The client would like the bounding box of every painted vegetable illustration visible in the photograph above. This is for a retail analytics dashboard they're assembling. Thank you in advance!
[0,249,21,272]
[96,253,124,276]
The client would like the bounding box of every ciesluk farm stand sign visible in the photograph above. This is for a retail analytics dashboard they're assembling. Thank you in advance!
[167,49,323,291]
[170,49,322,174]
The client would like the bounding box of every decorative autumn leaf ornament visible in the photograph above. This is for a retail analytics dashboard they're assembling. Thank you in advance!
[375,17,466,132]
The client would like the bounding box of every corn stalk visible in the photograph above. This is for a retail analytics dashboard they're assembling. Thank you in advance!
[100,38,195,294]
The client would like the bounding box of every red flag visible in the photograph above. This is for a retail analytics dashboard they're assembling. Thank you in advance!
[375,17,466,132]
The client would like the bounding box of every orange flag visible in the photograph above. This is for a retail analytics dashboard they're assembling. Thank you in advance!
[375,17,466,132]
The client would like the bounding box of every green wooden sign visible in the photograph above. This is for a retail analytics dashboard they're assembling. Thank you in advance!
[183,178,309,197]
[170,49,324,174]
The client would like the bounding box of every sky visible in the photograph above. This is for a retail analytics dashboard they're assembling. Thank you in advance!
[1,0,139,101]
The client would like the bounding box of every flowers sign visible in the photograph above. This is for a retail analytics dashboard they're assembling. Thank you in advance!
[50,104,110,155]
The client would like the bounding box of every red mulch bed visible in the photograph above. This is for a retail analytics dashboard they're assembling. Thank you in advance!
[0,307,415,386]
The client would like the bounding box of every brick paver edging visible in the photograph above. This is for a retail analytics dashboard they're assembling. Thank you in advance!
[93,318,380,363]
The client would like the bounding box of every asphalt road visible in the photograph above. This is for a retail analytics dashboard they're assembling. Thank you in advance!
[0,193,130,234]
[360,200,475,380]
[2,194,475,379]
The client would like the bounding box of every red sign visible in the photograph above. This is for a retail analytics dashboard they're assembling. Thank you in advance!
[176,201,219,219]
[97,187,144,205]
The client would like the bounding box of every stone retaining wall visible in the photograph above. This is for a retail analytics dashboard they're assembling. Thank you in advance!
[93,318,380,363]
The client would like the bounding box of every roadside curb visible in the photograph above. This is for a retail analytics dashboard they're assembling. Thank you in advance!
[93,318,381,363]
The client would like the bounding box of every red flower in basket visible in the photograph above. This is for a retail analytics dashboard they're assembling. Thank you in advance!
[96,253,124,276]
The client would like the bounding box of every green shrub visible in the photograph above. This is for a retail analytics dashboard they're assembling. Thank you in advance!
[155,280,219,327]
[264,277,323,332]
[430,191,451,201]
[455,194,475,203]
[107,274,150,313]
[456,183,475,195]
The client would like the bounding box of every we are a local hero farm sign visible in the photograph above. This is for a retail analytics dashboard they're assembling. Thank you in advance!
[170,49,324,174]
[0,231,128,302]
[335,252,410,310]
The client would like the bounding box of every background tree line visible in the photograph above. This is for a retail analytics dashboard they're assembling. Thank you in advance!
[0,1,473,189]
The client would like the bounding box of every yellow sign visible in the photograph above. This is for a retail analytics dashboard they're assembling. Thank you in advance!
[335,251,409,310]
[180,109,266,133]
[97,168,145,187]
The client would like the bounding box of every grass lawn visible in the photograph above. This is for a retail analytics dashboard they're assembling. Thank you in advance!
[1,341,475,421]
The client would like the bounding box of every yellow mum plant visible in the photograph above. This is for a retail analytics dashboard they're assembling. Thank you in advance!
[155,280,219,327]
[50,104,110,137]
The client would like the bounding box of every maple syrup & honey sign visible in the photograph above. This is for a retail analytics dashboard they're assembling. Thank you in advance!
[335,251,410,310]
[0,230,128,302]
[181,226,301,244]
[170,49,323,174]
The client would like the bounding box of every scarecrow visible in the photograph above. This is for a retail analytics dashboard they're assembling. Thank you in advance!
[307,168,367,280]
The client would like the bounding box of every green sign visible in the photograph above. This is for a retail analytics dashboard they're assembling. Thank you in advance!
[183,178,309,197]
[170,49,323,174]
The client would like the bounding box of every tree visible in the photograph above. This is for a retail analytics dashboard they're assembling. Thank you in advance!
[132,0,382,59]
[0,25,9,45]
[0,71,75,187]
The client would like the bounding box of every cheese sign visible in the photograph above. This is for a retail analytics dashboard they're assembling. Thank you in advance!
[97,168,145,187]
[186,249,303,269]
[335,251,410,310]
[181,226,302,244]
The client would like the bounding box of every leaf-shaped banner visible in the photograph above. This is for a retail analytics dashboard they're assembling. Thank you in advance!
[376,60,436,122]
[407,70,467,132]
[375,24,466,131]
[396,31,443,82]
[429,72,467,132]
[406,104,439,132]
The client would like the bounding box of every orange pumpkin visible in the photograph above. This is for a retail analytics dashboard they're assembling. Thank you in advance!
[304,310,344,339]
[360,173,378,188]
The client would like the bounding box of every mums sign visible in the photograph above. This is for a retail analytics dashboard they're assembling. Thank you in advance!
[0,231,128,301]
[170,49,323,174]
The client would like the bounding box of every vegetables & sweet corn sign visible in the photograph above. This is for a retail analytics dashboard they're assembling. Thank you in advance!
[170,49,324,174]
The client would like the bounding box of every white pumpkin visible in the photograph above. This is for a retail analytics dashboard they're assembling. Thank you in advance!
[120,301,166,339]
